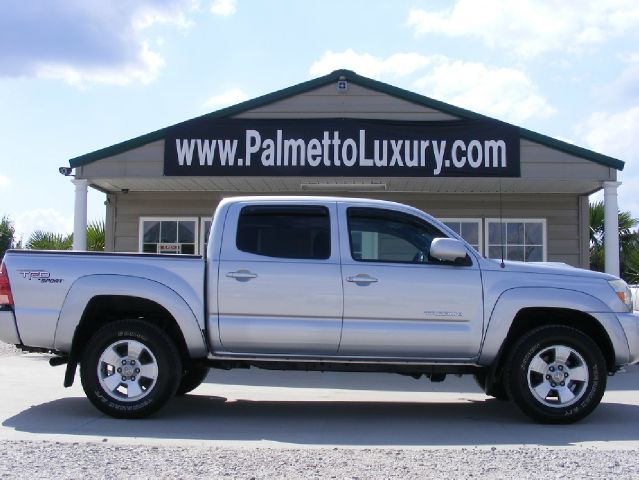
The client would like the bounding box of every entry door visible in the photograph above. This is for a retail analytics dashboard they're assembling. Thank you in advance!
[338,205,484,359]
[217,203,343,355]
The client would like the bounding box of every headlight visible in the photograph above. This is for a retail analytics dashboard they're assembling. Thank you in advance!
[608,279,633,311]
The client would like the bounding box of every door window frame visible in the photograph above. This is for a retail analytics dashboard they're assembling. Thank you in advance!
[343,206,471,266]
[219,202,340,263]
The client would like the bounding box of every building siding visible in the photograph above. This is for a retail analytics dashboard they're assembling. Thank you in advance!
[113,191,584,268]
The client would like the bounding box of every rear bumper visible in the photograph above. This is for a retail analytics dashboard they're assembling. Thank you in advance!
[618,311,639,364]
[0,308,20,345]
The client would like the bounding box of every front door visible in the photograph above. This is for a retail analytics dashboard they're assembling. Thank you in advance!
[217,202,343,355]
[338,205,484,359]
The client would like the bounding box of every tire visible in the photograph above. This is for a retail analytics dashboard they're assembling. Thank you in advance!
[473,372,509,401]
[80,319,182,419]
[176,366,210,396]
[505,325,606,424]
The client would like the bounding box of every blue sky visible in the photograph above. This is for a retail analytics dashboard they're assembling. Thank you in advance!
[1,0,639,240]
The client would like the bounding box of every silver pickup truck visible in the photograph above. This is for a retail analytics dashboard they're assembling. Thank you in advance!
[0,196,637,423]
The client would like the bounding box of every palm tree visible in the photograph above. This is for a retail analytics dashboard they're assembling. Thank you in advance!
[589,201,639,282]
[86,219,105,251]
[0,216,16,259]
[25,231,73,250]
[25,219,106,252]
[625,248,639,284]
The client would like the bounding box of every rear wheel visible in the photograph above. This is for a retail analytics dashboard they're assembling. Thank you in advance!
[505,325,606,424]
[176,366,210,396]
[80,319,182,419]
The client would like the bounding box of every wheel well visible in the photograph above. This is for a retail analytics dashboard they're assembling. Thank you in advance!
[70,295,191,363]
[494,307,616,378]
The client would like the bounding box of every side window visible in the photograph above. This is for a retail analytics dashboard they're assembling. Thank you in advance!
[200,219,212,254]
[140,218,198,254]
[236,205,331,260]
[486,219,546,262]
[347,207,446,264]
[441,219,482,253]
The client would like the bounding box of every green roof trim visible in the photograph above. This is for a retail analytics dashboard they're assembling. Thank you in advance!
[69,69,624,171]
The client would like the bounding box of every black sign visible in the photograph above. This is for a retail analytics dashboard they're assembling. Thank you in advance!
[163,118,520,177]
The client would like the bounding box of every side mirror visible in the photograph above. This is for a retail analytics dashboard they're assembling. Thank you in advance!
[430,238,468,263]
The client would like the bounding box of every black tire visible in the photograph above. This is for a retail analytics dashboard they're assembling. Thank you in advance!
[176,366,210,396]
[473,372,509,401]
[505,325,606,424]
[80,319,182,419]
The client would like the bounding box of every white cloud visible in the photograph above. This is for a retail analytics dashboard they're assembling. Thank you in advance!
[309,49,438,78]
[407,0,639,57]
[0,176,9,188]
[210,0,237,17]
[134,1,198,29]
[0,0,198,86]
[577,106,639,217]
[578,106,639,159]
[13,209,74,243]
[309,50,555,124]
[38,42,166,87]
[601,55,639,107]
[203,88,249,109]
[413,60,556,123]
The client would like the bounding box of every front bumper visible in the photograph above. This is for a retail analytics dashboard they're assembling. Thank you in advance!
[618,311,639,364]
[0,308,20,345]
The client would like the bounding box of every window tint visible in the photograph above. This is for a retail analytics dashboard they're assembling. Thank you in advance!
[237,205,331,260]
[347,207,446,264]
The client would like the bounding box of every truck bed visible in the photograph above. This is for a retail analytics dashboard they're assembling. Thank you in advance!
[3,250,205,350]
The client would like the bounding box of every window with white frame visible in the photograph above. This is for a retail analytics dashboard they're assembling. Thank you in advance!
[440,219,482,253]
[485,219,546,262]
[140,218,199,254]
[200,218,212,255]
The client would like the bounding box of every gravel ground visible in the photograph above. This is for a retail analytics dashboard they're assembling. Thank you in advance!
[0,441,638,479]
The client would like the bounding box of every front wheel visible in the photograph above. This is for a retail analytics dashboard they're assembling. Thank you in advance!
[505,325,607,424]
[80,320,182,419]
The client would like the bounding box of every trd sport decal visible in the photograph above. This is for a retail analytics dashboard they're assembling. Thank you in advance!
[17,270,63,284]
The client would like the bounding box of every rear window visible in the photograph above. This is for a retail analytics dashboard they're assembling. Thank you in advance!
[236,205,331,260]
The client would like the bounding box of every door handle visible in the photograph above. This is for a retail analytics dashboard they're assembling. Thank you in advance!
[346,274,378,284]
[226,270,258,280]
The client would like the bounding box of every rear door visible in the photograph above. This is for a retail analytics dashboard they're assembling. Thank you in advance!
[338,204,484,359]
[217,201,343,355]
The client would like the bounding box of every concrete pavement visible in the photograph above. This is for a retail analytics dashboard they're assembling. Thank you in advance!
[1,352,638,449]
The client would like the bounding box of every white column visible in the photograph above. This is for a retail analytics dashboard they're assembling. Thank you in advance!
[72,179,88,251]
[603,181,621,277]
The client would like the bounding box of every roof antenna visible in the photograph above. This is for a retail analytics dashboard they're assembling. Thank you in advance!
[499,178,505,268]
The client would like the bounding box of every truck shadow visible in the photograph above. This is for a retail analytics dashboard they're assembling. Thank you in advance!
[197,365,639,392]
[4,395,639,447]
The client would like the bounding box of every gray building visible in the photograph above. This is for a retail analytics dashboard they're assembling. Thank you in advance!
[66,69,625,274]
